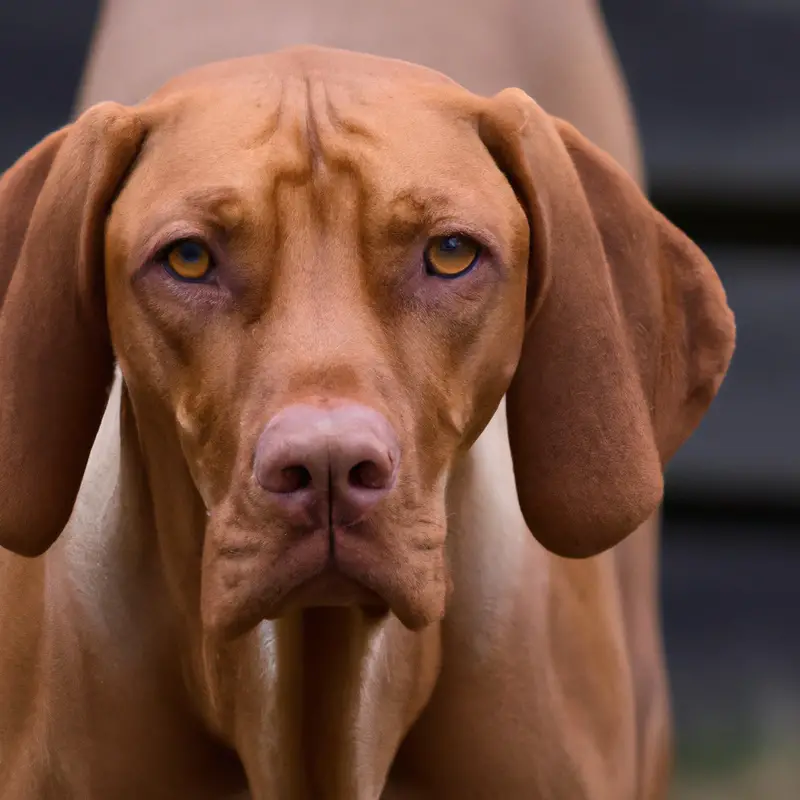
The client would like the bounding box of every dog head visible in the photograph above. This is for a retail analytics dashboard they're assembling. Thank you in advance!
[0,47,734,636]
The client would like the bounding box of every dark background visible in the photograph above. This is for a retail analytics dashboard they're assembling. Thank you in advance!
[1,1,798,795]
[603,2,800,796]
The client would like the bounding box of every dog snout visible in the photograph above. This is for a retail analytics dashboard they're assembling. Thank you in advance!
[254,404,400,526]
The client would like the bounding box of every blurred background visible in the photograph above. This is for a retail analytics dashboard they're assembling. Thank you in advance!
[1,1,797,797]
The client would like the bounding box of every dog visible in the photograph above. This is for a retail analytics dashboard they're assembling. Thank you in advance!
[0,46,735,799]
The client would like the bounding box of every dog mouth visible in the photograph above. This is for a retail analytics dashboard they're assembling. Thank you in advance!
[272,562,389,616]
[200,512,448,639]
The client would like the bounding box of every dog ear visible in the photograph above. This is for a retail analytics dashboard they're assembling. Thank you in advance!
[480,88,735,558]
[0,102,145,556]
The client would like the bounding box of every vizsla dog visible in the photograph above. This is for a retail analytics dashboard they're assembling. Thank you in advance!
[0,46,734,799]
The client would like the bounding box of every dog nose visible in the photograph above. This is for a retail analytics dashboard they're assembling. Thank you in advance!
[254,404,400,525]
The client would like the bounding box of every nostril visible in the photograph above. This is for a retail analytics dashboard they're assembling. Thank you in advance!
[255,404,400,507]
[349,460,389,491]
[276,465,312,493]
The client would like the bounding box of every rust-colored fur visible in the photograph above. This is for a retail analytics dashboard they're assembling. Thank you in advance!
[0,46,734,799]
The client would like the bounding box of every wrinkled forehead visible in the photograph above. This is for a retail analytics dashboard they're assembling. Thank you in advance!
[115,53,521,245]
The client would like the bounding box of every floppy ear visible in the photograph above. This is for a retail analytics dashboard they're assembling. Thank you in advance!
[480,88,735,558]
[0,102,145,556]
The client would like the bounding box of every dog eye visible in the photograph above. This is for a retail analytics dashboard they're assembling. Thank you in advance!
[424,235,481,278]
[163,240,213,281]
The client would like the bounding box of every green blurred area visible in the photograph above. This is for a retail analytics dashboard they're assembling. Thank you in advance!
[672,699,800,799]
[674,743,800,800]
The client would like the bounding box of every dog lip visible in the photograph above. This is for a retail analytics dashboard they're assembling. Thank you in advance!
[264,529,391,617]
[267,563,388,618]
[202,524,391,638]
[202,510,444,638]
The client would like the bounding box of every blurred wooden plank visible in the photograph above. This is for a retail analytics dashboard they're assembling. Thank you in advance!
[604,0,800,203]
[666,247,800,504]
[0,0,99,168]
[661,525,800,799]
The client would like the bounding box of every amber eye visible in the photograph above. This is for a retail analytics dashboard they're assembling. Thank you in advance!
[424,235,481,278]
[165,240,212,281]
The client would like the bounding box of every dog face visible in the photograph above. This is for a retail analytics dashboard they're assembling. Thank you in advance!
[104,58,529,633]
[0,47,734,637]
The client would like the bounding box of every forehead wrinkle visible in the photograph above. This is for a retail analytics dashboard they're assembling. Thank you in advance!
[242,79,286,152]
[143,69,509,260]
[310,82,442,252]
[379,192,428,248]
[121,186,249,259]
[290,83,512,246]
[282,74,385,187]
[303,75,325,177]
[176,187,247,231]
[156,77,310,190]
[250,79,323,193]
[253,75,384,237]
[372,180,513,256]
[310,78,382,152]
